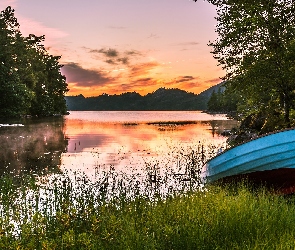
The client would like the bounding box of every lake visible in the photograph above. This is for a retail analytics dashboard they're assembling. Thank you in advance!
[0,111,238,179]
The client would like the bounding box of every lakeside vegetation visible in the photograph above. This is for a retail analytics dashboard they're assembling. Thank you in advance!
[201,0,295,134]
[1,170,295,249]
[0,7,68,117]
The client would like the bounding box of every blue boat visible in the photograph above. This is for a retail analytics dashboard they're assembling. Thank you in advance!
[202,128,295,194]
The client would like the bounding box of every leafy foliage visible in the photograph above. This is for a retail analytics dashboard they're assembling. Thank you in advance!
[0,7,68,117]
[207,85,238,113]
[197,0,295,131]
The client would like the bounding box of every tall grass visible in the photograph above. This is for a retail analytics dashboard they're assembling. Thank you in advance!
[1,169,295,249]
[0,144,293,249]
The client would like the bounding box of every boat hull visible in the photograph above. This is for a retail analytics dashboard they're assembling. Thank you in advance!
[217,168,295,194]
[202,129,295,193]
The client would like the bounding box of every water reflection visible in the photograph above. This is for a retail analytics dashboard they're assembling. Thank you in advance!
[0,117,67,176]
[61,111,238,177]
[0,111,239,179]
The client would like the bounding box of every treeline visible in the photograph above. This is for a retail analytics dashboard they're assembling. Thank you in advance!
[207,85,238,113]
[0,7,68,117]
[65,87,220,111]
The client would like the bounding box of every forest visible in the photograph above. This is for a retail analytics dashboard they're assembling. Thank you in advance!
[0,7,68,118]
[65,85,222,111]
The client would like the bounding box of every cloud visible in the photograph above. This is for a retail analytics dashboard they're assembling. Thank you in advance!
[1,3,67,45]
[129,61,160,78]
[117,57,129,65]
[124,50,142,56]
[104,56,129,65]
[97,48,119,58]
[205,78,221,84]
[61,62,112,87]
[172,42,200,51]
[17,17,68,46]
[105,59,116,65]
[88,47,142,65]
[136,77,153,82]
[180,81,202,89]
[175,76,195,83]
[147,33,160,39]
[119,77,157,93]
[173,42,200,46]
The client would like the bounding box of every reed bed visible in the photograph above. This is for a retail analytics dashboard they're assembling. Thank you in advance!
[1,147,295,249]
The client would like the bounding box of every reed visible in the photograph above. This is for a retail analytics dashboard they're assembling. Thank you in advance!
[1,168,295,249]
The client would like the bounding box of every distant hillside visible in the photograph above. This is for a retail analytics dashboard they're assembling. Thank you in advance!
[65,83,224,111]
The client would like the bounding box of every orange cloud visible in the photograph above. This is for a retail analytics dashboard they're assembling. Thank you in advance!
[62,45,219,97]
[129,61,160,79]
[63,59,214,96]
[205,78,222,84]
[175,76,195,83]
[178,81,202,89]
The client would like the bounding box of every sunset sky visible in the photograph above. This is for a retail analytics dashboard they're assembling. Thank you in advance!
[1,0,222,97]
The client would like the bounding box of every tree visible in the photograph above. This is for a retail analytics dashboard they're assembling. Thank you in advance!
[195,0,295,130]
[0,6,68,117]
[207,87,238,113]
[25,35,68,116]
[207,90,220,112]
[0,7,33,116]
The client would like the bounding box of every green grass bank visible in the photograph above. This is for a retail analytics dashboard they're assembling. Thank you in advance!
[1,173,295,249]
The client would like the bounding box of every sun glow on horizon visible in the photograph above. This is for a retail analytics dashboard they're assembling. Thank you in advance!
[5,0,222,97]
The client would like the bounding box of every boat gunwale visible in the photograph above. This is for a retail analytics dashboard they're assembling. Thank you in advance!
[206,127,295,164]
[208,148,295,182]
[208,142,295,174]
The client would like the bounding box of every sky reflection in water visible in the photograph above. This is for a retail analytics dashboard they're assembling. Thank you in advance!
[61,111,238,177]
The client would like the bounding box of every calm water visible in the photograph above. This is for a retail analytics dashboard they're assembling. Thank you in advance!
[0,111,238,178]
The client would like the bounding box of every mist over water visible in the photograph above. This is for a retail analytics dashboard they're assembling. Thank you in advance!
[0,117,67,176]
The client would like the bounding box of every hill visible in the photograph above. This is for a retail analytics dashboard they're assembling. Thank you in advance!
[65,83,224,111]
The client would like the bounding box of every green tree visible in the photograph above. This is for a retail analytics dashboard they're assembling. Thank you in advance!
[0,6,68,117]
[207,87,238,113]
[222,88,239,113]
[195,0,295,130]
[207,90,219,112]
[0,7,33,116]
[25,35,68,116]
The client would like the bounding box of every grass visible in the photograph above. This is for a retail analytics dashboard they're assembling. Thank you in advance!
[1,169,295,249]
